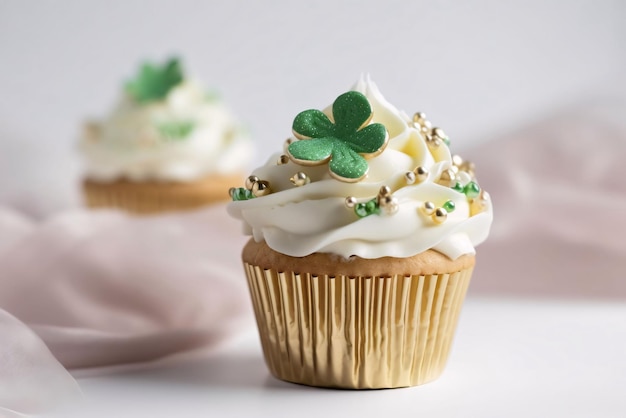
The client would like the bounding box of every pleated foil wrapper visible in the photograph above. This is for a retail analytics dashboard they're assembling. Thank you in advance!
[83,177,235,214]
[244,262,473,389]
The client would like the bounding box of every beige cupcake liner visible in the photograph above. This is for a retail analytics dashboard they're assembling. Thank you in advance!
[83,174,241,214]
[243,262,473,389]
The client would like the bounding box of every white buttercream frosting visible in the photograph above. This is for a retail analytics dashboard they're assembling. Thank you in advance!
[80,80,252,182]
[228,76,493,260]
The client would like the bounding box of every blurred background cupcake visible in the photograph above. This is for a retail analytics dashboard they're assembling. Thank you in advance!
[80,57,252,214]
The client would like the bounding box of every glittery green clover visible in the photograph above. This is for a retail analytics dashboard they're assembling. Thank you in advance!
[287,91,388,182]
[125,58,184,103]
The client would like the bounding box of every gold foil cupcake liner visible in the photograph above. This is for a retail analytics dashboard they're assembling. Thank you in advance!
[83,175,239,214]
[83,184,203,213]
[243,262,473,389]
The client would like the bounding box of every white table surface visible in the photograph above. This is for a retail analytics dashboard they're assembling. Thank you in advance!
[50,297,626,418]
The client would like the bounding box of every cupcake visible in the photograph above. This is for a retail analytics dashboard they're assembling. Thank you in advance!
[80,58,252,214]
[227,76,493,389]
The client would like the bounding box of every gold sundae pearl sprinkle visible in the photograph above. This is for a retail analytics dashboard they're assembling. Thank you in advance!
[459,160,476,177]
[245,175,260,190]
[437,168,456,187]
[425,134,441,148]
[421,201,435,216]
[432,208,448,224]
[431,127,446,141]
[452,154,463,167]
[228,187,236,198]
[378,185,391,197]
[378,195,394,207]
[415,166,428,182]
[469,190,490,216]
[290,172,310,187]
[345,196,357,208]
[406,166,429,185]
[413,112,428,123]
[277,154,290,165]
[412,112,432,132]
[380,196,399,215]
[251,180,271,197]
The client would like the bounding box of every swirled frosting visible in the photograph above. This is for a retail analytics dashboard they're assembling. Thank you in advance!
[228,76,493,260]
[80,80,252,182]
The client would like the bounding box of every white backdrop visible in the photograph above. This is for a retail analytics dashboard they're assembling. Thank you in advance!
[1,0,625,214]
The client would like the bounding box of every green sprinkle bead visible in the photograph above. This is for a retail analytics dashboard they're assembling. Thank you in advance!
[354,198,380,218]
[231,187,254,201]
[355,203,368,218]
[366,199,380,215]
[452,182,464,192]
[354,203,365,216]
[463,181,481,198]
[443,136,450,146]
[442,200,456,213]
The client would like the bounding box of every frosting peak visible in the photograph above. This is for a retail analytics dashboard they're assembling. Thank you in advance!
[228,77,493,260]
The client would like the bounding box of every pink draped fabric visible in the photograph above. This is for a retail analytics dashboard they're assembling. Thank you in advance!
[0,309,81,417]
[467,103,626,299]
[0,204,251,369]
[0,205,251,413]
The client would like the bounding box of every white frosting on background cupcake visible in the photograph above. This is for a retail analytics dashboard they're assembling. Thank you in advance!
[80,60,252,182]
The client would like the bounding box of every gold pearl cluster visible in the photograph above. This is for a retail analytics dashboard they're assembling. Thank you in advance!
[412,112,432,133]
[420,200,453,224]
[405,166,429,185]
[469,189,490,216]
[345,186,399,217]
[244,175,272,197]
[377,185,399,215]
[412,112,449,149]
[451,154,476,179]
[436,155,476,188]
[436,168,457,187]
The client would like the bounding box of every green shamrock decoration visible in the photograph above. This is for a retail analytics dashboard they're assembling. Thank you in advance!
[287,91,388,182]
[125,58,184,103]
